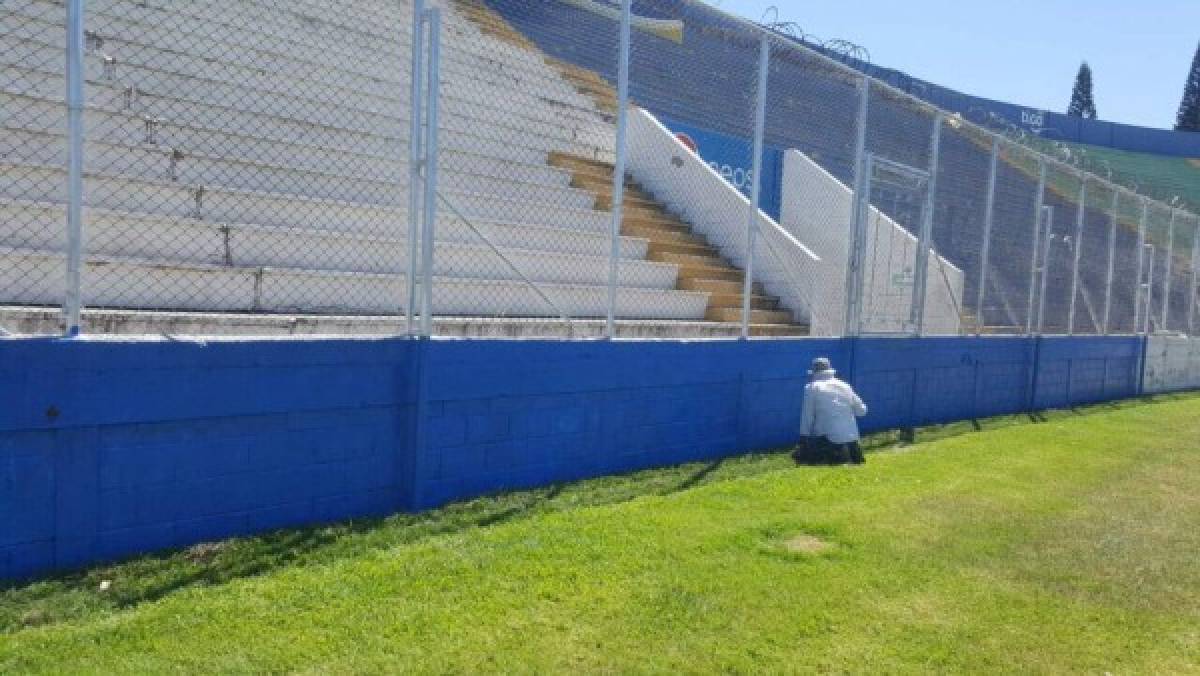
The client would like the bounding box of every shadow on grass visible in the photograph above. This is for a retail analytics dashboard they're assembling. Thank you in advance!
[3,391,1198,632]
[669,458,725,493]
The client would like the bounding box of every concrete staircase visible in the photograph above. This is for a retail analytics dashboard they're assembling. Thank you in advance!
[452,0,619,115]
[549,153,807,335]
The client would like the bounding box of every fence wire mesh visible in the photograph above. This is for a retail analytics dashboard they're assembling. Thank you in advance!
[1,0,1197,339]
[426,0,622,338]
[932,119,991,336]
[765,41,863,336]
[978,144,1040,334]
[1071,180,1114,335]
[78,0,410,326]
[622,2,771,336]
[1,1,70,332]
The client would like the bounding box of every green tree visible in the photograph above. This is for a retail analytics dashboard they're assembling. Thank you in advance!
[1067,62,1097,119]
[1175,42,1200,132]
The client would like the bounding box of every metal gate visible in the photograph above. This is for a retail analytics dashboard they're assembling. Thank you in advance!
[847,154,932,335]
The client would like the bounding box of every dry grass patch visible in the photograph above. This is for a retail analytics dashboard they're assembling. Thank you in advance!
[782,533,834,554]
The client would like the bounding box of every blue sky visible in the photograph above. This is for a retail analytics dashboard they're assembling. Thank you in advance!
[705,0,1200,130]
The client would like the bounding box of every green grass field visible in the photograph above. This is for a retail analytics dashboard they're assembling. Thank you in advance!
[3,394,1200,673]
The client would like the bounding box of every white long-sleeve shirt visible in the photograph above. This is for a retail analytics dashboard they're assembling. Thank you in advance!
[799,373,868,443]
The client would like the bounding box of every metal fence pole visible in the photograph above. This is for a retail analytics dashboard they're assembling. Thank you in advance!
[405,0,426,336]
[1037,206,1054,335]
[974,138,999,336]
[911,113,942,336]
[1134,199,1149,332]
[1067,177,1087,335]
[418,8,441,338]
[843,76,870,337]
[741,35,770,339]
[1143,244,1155,335]
[604,0,633,339]
[1102,190,1118,335]
[63,0,86,336]
[1162,208,1176,330]
[1190,219,1200,336]
[1025,161,1047,334]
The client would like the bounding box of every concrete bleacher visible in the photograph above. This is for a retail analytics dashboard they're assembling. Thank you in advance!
[484,0,1195,334]
[1,0,812,336]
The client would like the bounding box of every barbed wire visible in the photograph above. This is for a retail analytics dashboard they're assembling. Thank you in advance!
[758,6,870,65]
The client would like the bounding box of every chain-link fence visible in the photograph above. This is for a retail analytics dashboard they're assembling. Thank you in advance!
[2,0,1198,340]
[2,1,70,332]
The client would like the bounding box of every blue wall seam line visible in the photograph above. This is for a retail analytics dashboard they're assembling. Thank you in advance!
[1066,358,1074,408]
[1027,336,1042,413]
[1143,334,1150,395]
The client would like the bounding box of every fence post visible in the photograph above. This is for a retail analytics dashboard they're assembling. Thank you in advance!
[418,8,441,338]
[975,138,999,336]
[1102,190,1118,335]
[604,0,633,339]
[405,0,426,336]
[1162,208,1176,330]
[1143,244,1155,335]
[1067,177,1086,335]
[911,112,942,336]
[1025,161,1047,334]
[1134,199,1149,332]
[63,0,86,337]
[1190,218,1199,336]
[843,76,870,337]
[741,35,770,339]
[1037,206,1053,335]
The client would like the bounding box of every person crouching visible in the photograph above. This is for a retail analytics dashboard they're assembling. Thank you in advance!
[792,357,868,465]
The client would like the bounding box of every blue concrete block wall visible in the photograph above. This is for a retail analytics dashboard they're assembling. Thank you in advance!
[0,334,1156,580]
[1032,336,1143,410]
[411,339,847,509]
[0,338,415,580]
[851,337,1039,432]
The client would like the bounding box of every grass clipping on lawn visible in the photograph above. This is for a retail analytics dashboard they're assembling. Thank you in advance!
[2,394,1199,673]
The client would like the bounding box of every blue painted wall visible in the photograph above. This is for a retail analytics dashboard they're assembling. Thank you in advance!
[411,338,843,509]
[0,338,416,580]
[0,334,1150,580]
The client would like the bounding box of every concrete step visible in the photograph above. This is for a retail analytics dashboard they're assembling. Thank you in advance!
[1,161,615,235]
[645,240,719,258]
[3,60,613,161]
[705,307,795,324]
[622,216,693,235]
[2,87,603,175]
[0,193,652,258]
[0,246,710,319]
[2,306,791,339]
[604,200,672,222]
[153,0,578,94]
[549,151,619,174]
[571,180,663,211]
[679,278,767,296]
[676,264,744,284]
[14,0,589,110]
[592,194,664,214]
[748,323,811,337]
[557,162,639,189]
[3,126,601,210]
[622,223,709,246]
[651,251,732,270]
[6,19,614,144]
[0,200,670,287]
[705,293,781,311]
